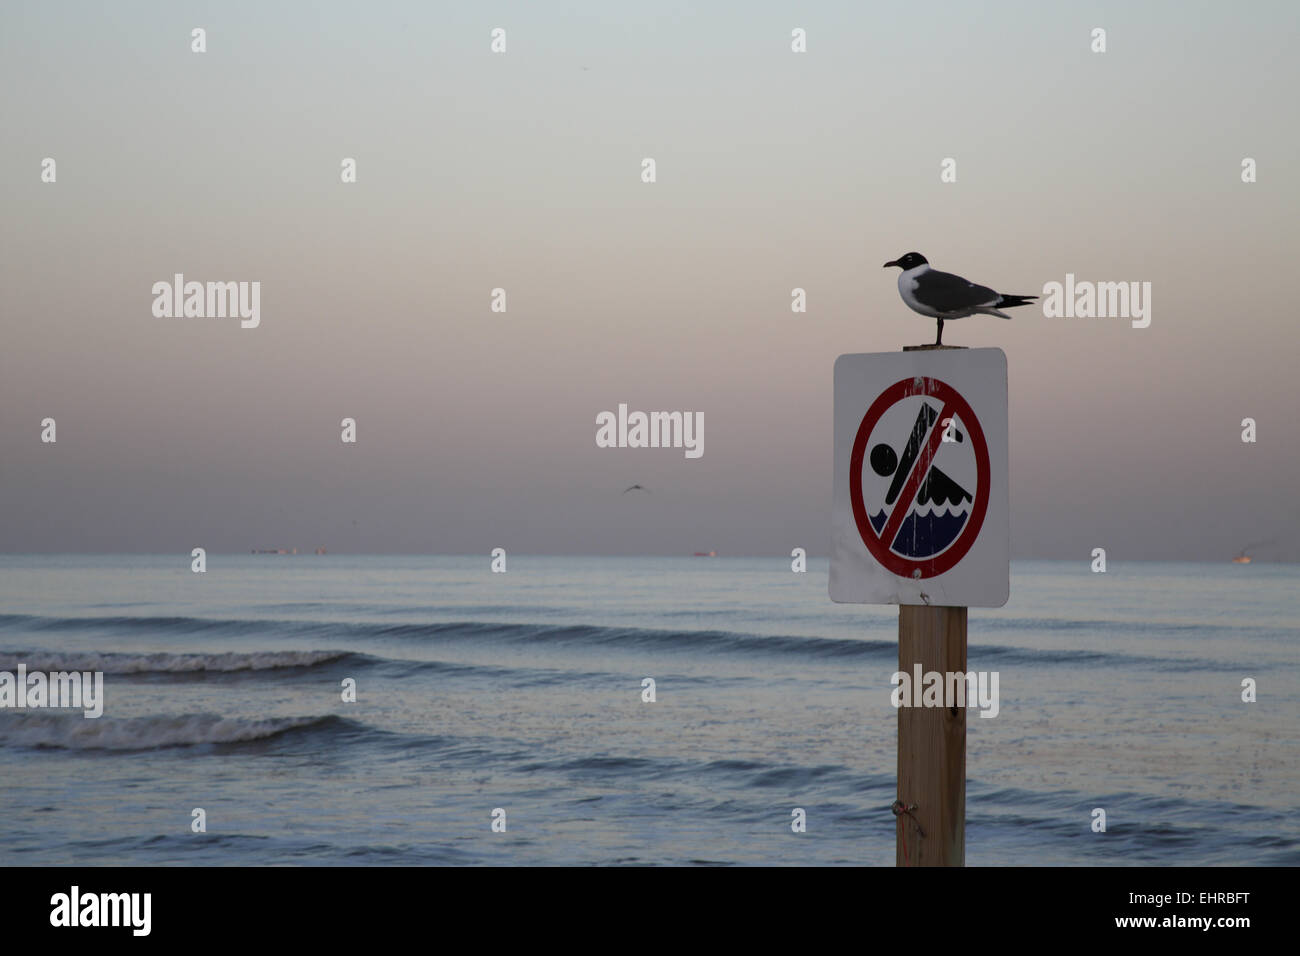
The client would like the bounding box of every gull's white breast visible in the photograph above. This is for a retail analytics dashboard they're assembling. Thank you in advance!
[897,264,949,319]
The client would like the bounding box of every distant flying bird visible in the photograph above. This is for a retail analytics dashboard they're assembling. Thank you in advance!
[883,252,1037,345]
[623,484,649,494]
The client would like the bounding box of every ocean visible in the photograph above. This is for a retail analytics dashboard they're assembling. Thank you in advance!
[0,554,1295,866]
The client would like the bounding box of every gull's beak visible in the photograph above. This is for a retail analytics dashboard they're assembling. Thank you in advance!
[883,260,898,268]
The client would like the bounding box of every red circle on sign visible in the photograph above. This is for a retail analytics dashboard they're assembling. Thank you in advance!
[849,377,990,579]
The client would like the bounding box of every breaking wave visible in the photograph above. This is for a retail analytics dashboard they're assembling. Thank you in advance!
[0,712,354,751]
[0,649,351,675]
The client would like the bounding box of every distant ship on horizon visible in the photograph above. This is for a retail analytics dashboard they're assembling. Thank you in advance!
[1232,553,1252,564]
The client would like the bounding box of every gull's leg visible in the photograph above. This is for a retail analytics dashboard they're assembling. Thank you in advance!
[935,318,944,346]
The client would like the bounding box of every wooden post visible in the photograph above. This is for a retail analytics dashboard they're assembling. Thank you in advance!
[896,341,967,867]
[896,605,967,866]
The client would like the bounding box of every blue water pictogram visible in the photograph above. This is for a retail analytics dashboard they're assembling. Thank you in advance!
[867,401,973,559]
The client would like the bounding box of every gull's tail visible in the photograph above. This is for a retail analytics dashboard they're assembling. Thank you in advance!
[976,293,1037,320]
[996,294,1037,308]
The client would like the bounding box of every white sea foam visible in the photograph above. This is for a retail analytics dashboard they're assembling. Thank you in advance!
[0,650,346,675]
[0,712,331,750]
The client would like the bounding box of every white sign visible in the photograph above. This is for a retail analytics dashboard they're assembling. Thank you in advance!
[830,348,1009,607]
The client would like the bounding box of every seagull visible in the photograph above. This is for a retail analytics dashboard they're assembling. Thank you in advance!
[883,252,1037,346]
[623,484,649,494]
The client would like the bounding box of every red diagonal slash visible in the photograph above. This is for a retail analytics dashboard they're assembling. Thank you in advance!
[876,401,956,553]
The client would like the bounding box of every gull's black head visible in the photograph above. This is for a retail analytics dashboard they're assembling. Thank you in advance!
[883,252,927,270]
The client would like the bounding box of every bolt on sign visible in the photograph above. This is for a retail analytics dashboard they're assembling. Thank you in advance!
[831,349,1009,607]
